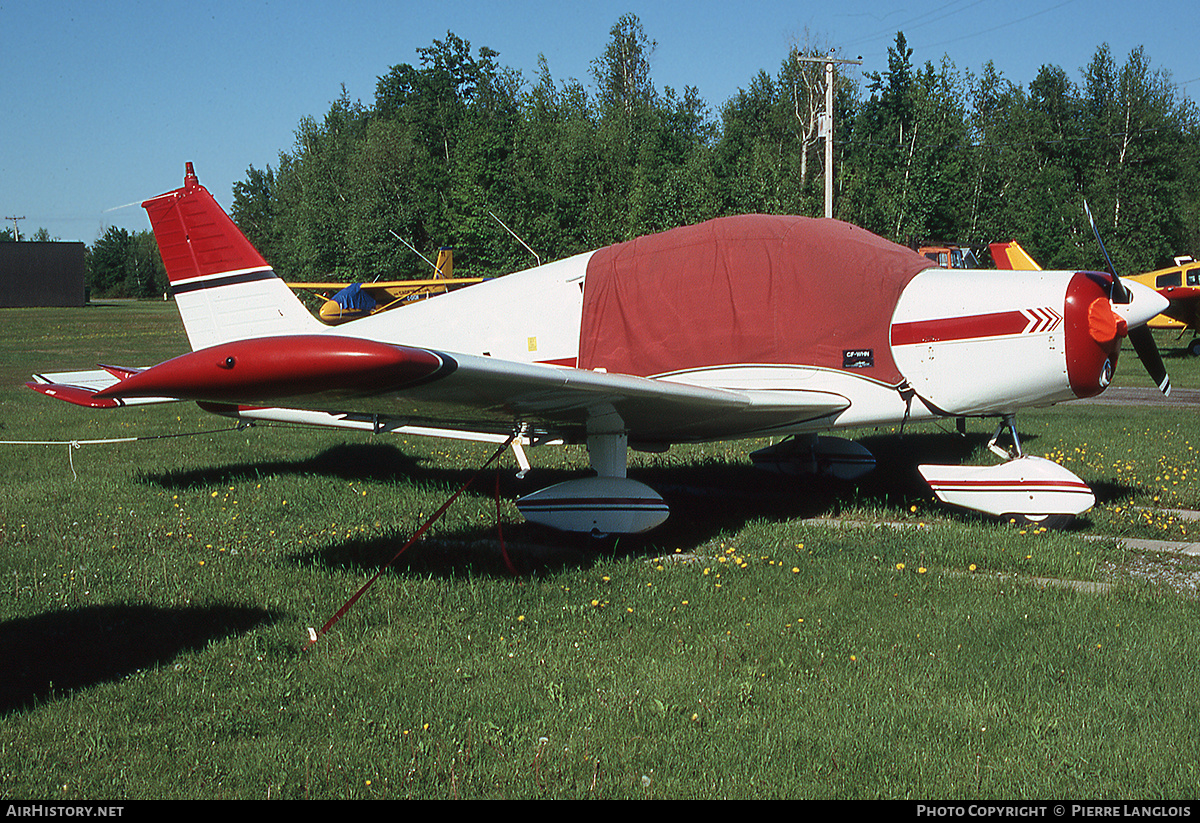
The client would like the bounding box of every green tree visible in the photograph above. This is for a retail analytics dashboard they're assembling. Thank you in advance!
[1079,45,1198,272]
[269,88,371,281]
[88,226,131,296]
[228,18,1200,282]
[509,58,603,256]
[843,34,972,242]
[591,13,656,118]
[231,164,278,263]
[87,227,164,298]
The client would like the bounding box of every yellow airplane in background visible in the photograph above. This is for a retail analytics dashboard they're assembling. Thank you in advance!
[287,247,485,325]
[1125,257,1200,356]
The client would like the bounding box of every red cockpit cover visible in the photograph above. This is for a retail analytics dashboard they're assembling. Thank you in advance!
[578,215,934,386]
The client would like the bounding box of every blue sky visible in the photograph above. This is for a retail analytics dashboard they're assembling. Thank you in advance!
[3,0,1197,244]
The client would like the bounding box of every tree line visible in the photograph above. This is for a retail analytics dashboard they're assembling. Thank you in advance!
[88,15,1200,295]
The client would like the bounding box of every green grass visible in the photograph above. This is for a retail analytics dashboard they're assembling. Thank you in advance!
[1129,330,1200,389]
[1,303,1199,799]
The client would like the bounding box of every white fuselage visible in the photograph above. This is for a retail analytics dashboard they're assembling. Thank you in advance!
[332,259,1161,438]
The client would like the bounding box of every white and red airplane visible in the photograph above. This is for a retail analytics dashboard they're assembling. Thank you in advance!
[28,164,1171,534]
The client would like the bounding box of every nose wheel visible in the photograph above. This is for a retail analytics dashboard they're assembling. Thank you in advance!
[918,413,1088,530]
[1001,512,1075,529]
[986,415,1079,529]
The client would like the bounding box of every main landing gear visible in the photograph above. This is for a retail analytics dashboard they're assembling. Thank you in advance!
[514,424,669,537]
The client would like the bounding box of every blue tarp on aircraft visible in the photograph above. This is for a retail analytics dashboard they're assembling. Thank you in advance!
[331,283,377,313]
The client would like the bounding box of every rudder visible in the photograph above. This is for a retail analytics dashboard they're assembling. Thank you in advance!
[142,163,321,350]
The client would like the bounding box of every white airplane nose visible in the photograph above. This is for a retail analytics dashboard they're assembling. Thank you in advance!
[1111,278,1169,328]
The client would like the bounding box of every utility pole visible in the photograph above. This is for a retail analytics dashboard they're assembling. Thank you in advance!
[795,55,861,218]
[5,215,25,241]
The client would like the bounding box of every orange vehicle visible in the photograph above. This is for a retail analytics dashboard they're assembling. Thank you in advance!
[918,244,981,269]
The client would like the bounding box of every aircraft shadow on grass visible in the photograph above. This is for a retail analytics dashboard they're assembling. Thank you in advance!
[137,429,1100,579]
[0,604,280,716]
[139,441,432,490]
[137,426,1142,581]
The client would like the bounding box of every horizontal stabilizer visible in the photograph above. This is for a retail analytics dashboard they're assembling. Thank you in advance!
[27,368,179,408]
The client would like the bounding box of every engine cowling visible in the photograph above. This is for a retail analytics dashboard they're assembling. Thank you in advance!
[889,268,1166,415]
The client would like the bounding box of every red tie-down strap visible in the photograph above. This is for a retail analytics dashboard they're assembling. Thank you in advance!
[307,433,516,647]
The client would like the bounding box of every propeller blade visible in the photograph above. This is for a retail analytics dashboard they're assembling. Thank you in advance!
[1128,325,1171,396]
[1084,199,1131,303]
[1083,200,1169,394]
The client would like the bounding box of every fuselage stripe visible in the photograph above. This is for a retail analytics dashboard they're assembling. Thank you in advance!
[925,480,1092,492]
[892,308,1060,346]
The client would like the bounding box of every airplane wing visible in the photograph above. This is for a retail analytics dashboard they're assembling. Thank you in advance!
[29,336,851,444]
[287,279,484,295]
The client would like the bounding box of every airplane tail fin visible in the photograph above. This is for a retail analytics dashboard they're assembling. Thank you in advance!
[434,247,453,278]
[142,163,322,351]
[989,240,1042,271]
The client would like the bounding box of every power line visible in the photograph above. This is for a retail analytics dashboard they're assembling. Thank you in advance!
[917,0,1082,52]
[4,215,25,241]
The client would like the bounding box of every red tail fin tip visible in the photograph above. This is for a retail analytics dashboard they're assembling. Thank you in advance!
[142,163,270,283]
